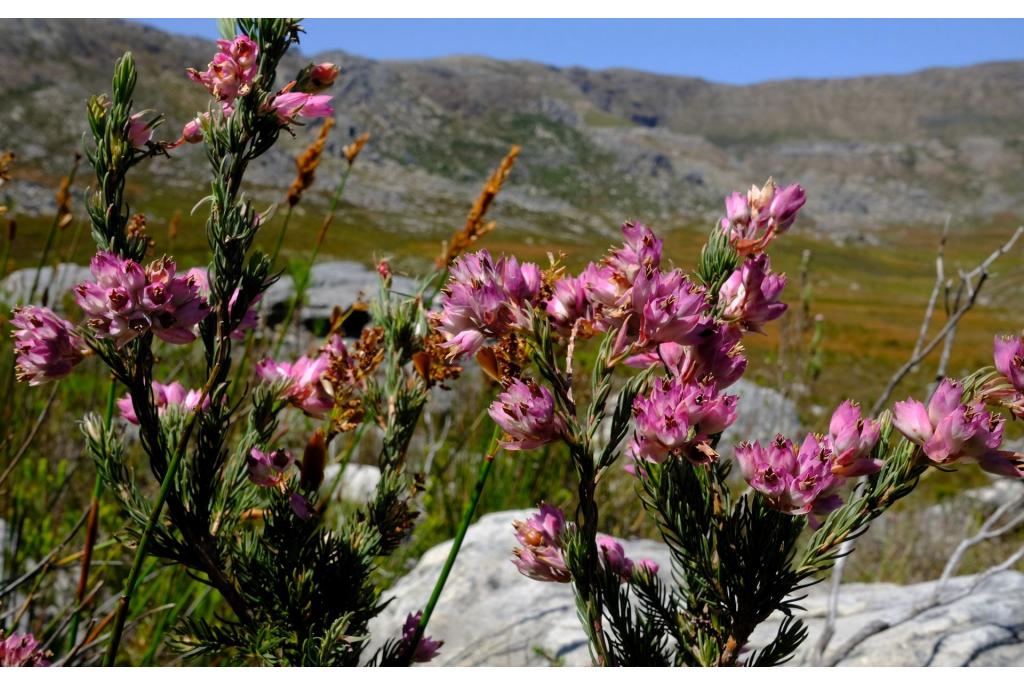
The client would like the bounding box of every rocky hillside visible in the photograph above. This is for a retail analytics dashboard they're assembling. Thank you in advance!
[2,18,1023,241]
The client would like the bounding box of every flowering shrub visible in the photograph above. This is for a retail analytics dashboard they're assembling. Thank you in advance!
[432,179,1023,666]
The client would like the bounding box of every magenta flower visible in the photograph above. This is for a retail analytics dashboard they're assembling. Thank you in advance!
[631,268,710,348]
[994,335,1024,393]
[512,504,571,583]
[893,379,1021,477]
[435,250,542,358]
[400,611,444,663]
[605,221,663,283]
[187,35,258,105]
[289,492,314,519]
[10,306,86,385]
[545,274,590,333]
[0,632,49,667]
[718,254,787,332]
[597,534,634,581]
[722,180,806,255]
[116,380,210,425]
[126,112,154,149]
[74,252,210,346]
[489,379,565,451]
[734,434,843,524]
[827,400,882,477]
[271,92,334,122]
[629,376,738,464]
[255,354,334,418]
[246,447,295,488]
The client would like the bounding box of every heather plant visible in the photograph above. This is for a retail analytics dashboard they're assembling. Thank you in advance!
[430,179,1024,666]
[6,19,454,666]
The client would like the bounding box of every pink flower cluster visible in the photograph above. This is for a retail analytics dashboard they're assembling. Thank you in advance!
[187,35,259,106]
[722,179,806,255]
[992,335,1024,418]
[255,353,333,419]
[270,90,334,123]
[511,504,659,583]
[894,378,1021,478]
[10,306,86,385]
[735,401,881,525]
[0,632,49,667]
[74,252,210,346]
[117,381,210,425]
[435,250,542,358]
[628,376,738,465]
[718,254,788,332]
[488,379,565,451]
[400,611,443,663]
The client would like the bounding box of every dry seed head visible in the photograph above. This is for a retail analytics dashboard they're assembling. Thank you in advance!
[343,132,370,165]
[286,117,335,207]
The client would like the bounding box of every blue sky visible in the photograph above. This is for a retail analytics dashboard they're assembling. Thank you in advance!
[135,19,1024,85]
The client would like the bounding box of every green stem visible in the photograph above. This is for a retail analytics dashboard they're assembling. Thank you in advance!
[272,165,351,356]
[269,204,294,266]
[65,381,116,654]
[406,425,501,663]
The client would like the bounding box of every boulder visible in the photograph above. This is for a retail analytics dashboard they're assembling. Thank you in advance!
[371,509,1024,666]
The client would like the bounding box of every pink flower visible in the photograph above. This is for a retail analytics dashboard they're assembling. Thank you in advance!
[400,611,443,663]
[545,274,590,333]
[289,492,313,519]
[126,112,154,149]
[630,268,710,348]
[605,221,663,283]
[255,354,333,418]
[117,380,210,425]
[628,376,737,464]
[734,434,844,524]
[994,334,1024,393]
[718,254,787,332]
[512,504,571,583]
[74,253,210,346]
[10,306,86,385]
[626,324,748,389]
[893,379,1021,477]
[435,250,542,358]
[246,447,294,488]
[634,558,660,576]
[489,379,565,451]
[180,115,205,144]
[187,35,259,105]
[827,400,882,477]
[271,92,334,122]
[722,180,806,255]
[0,632,49,667]
[596,534,634,580]
[307,62,340,92]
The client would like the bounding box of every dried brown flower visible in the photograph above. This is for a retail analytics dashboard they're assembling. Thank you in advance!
[414,330,463,388]
[437,144,521,268]
[342,132,370,165]
[54,159,80,230]
[286,118,335,207]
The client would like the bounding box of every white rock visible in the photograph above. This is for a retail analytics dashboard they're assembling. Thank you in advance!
[373,509,1024,666]
[321,462,381,503]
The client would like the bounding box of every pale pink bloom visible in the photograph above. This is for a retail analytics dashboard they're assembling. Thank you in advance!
[722,181,806,254]
[0,632,49,667]
[117,380,210,425]
[893,379,1021,477]
[246,447,294,488]
[769,183,807,232]
[255,354,334,418]
[545,274,590,333]
[435,250,542,358]
[734,433,844,525]
[718,254,787,332]
[827,400,882,477]
[400,611,443,663]
[605,221,663,283]
[126,112,154,149]
[634,558,660,576]
[489,379,565,451]
[512,504,571,583]
[187,35,258,105]
[271,92,334,121]
[994,334,1024,393]
[628,376,737,464]
[74,252,210,346]
[10,306,86,385]
[180,115,205,144]
[630,268,710,348]
[597,534,634,581]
